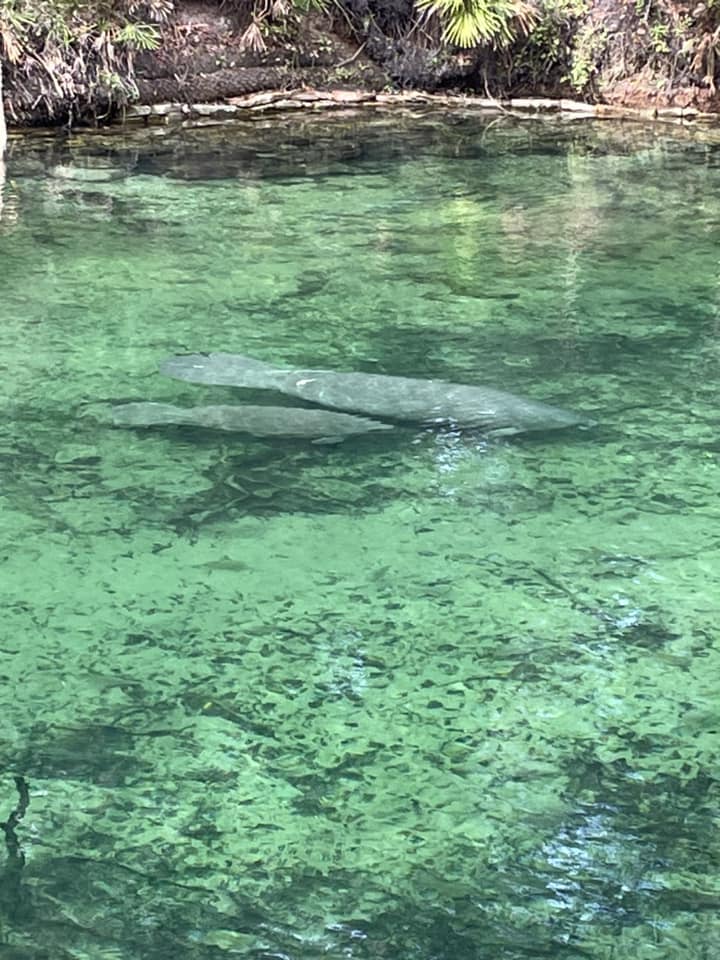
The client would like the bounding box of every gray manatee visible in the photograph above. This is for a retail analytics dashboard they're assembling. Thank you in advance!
[159,353,593,436]
[111,402,392,444]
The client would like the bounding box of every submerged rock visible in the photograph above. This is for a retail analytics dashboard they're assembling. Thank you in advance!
[49,164,128,183]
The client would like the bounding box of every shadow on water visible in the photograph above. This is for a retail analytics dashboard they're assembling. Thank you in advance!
[3,396,601,543]
[147,426,408,532]
[116,417,605,534]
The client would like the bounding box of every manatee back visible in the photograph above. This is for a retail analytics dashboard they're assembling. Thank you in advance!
[159,353,284,389]
[278,371,590,433]
[112,401,392,442]
[194,404,392,439]
[112,402,186,427]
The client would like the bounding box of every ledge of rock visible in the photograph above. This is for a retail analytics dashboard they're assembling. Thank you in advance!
[121,89,720,127]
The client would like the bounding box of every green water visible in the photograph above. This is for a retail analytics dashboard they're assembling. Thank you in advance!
[1,113,719,960]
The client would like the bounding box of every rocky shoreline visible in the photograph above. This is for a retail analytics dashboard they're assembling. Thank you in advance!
[3,0,720,144]
[122,88,720,127]
[5,88,720,162]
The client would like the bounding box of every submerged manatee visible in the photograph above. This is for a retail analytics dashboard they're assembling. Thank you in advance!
[111,402,392,444]
[159,353,592,436]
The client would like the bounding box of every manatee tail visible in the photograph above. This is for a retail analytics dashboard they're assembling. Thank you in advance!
[112,402,194,428]
[158,353,283,389]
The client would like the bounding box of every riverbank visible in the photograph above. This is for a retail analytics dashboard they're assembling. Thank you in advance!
[2,1,720,133]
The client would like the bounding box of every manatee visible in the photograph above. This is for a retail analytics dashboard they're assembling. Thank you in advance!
[159,353,593,436]
[111,402,392,444]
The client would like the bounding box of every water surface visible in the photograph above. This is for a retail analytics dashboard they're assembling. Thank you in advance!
[1,113,719,959]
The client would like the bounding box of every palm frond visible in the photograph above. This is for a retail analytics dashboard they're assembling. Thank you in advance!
[415,0,536,47]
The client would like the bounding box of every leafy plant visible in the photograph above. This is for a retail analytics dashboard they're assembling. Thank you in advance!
[0,0,173,122]
[650,21,669,53]
[218,0,329,51]
[568,20,607,91]
[504,0,587,95]
[414,0,537,47]
[114,21,163,51]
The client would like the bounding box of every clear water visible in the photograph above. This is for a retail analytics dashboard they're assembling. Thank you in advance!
[1,113,719,960]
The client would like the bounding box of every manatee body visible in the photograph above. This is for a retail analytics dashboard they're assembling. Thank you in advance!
[111,402,392,444]
[159,353,591,436]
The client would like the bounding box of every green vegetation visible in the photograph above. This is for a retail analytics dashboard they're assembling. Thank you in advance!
[0,0,173,121]
[568,20,607,92]
[0,0,326,121]
[415,0,537,46]
[1,0,720,123]
[500,0,586,95]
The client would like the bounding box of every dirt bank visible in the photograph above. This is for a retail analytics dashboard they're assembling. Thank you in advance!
[129,0,720,114]
[2,0,719,127]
